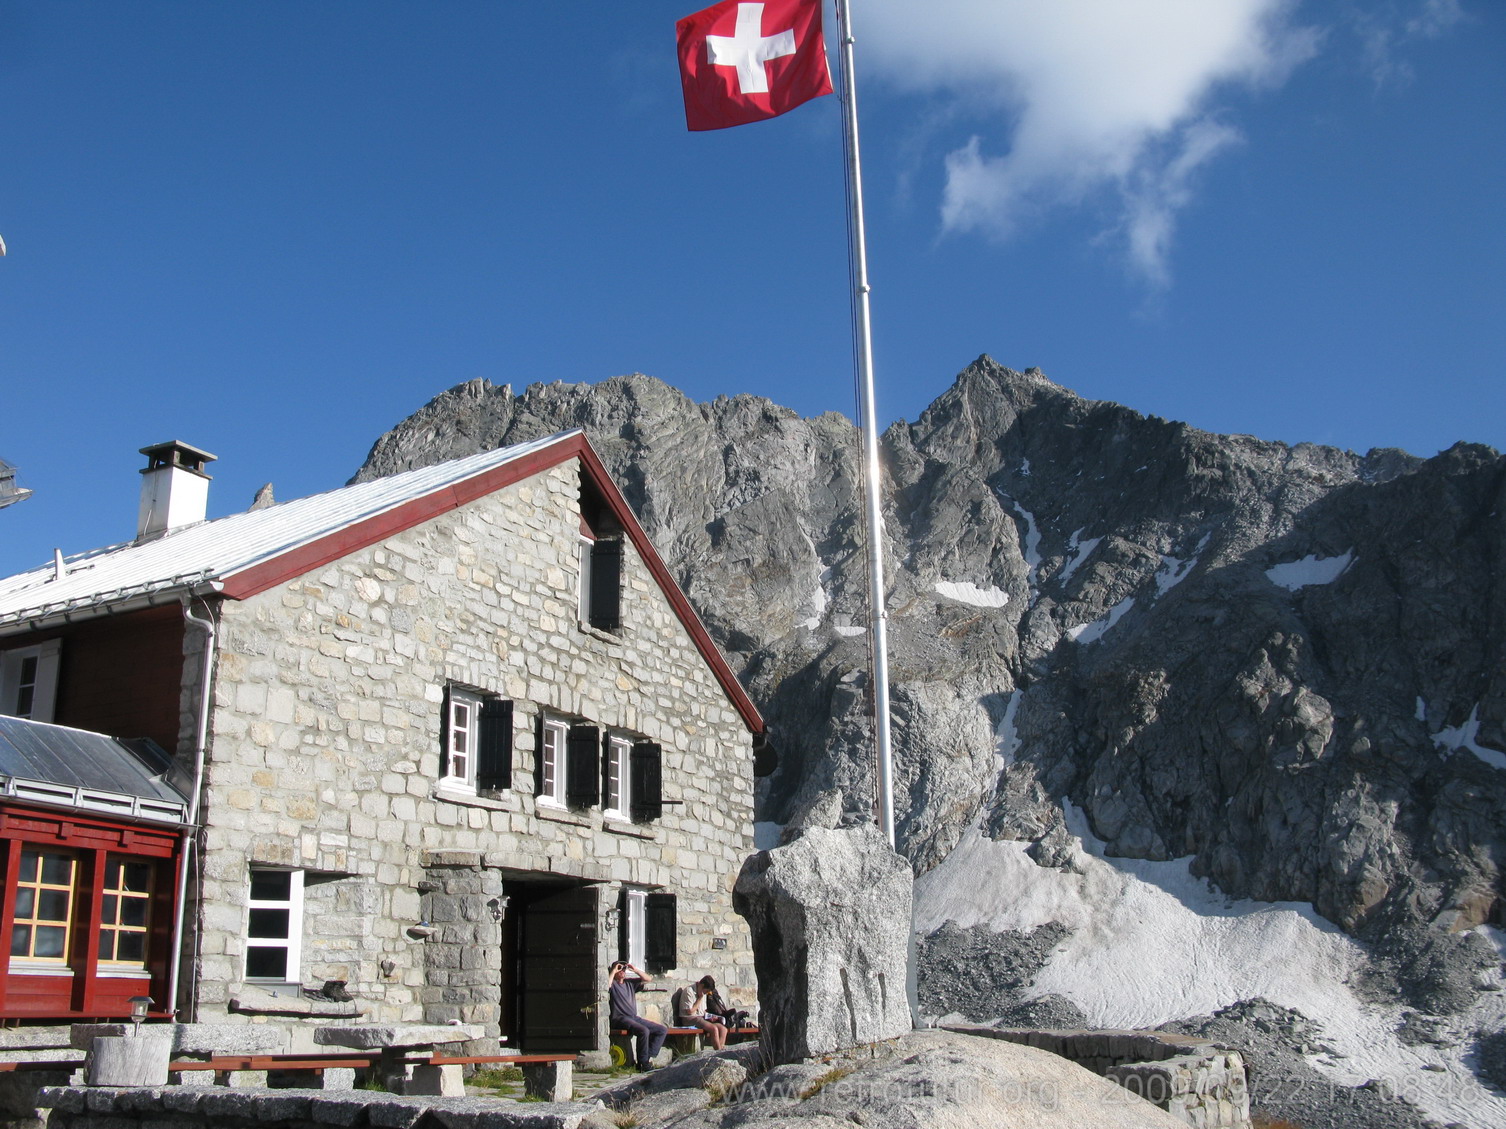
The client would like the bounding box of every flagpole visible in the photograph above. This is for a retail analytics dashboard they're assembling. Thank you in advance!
[833,0,895,849]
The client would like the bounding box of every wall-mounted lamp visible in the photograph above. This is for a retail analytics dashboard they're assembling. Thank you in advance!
[604,908,620,931]
[488,896,510,922]
[407,920,435,939]
[129,996,153,1035]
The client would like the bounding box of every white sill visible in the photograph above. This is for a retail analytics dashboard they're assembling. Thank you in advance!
[96,966,150,978]
[7,960,71,976]
[437,778,476,796]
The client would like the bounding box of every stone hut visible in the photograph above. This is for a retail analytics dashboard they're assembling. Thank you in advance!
[0,432,764,1054]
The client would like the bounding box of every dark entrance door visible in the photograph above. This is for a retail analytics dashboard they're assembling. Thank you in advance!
[515,883,598,1052]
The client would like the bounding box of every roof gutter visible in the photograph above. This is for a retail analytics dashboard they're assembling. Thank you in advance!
[167,595,218,1022]
[0,579,225,640]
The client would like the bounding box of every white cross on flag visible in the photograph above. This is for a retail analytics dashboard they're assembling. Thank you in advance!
[677,0,833,131]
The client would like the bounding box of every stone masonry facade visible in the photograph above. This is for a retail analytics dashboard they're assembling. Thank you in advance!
[185,459,756,1048]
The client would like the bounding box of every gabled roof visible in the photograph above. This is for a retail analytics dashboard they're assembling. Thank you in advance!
[0,715,189,825]
[0,431,763,733]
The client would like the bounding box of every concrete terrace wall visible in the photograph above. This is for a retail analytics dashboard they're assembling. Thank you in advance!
[191,459,756,1043]
[949,1027,1252,1129]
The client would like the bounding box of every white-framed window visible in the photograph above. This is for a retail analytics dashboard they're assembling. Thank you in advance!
[603,735,632,819]
[539,718,569,807]
[245,867,303,984]
[0,640,61,722]
[577,533,595,625]
[444,688,481,791]
[625,889,647,970]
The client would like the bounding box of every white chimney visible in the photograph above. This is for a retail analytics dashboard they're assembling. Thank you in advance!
[137,440,216,541]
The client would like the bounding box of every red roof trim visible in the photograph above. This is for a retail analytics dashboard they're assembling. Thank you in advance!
[220,434,764,734]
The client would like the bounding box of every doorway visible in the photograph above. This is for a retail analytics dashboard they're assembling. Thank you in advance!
[503,881,599,1052]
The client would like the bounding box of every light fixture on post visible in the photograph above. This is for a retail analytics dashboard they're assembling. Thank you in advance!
[129,996,153,1036]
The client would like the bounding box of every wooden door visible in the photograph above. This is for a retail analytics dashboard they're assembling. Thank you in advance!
[517,884,598,1052]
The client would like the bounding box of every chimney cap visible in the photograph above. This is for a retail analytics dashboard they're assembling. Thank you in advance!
[139,440,217,478]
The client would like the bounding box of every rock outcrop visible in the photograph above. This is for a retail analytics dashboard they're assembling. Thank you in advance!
[732,823,913,1062]
[355,360,1506,997]
[592,1028,1191,1128]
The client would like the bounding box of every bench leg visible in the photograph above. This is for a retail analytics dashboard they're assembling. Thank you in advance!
[405,1064,464,1097]
[520,1061,572,1103]
[216,1070,268,1088]
[320,1068,356,1091]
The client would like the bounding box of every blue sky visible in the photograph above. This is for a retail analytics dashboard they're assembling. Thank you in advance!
[1,0,1501,577]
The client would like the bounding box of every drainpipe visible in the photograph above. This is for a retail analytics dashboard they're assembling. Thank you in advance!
[167,597,218,1020]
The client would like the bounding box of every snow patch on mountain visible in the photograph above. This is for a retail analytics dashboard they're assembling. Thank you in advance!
[994,691,1022,767]
[1433,702,1506,771]
[1057,529,1100,586]
[935,580,1010,608]
[1154,554,1195,596]
[796,566,832,630]
[998,491,1042,587]
[1265,550,1354,591]
[1066,596,1134,644]
[913,809,1506,1127]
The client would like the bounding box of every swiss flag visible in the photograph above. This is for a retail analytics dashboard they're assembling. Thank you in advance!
[677,0,834,131]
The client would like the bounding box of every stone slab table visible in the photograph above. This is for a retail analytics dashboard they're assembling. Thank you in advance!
[313,1024,484,1096]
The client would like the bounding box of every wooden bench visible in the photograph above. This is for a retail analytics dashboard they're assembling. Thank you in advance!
[610,1025,760,1059]
[169,1050,576,1100]
[0,1060,85,1073]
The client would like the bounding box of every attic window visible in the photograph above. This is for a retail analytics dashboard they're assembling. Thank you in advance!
[0,640,60,723]
[579,477,623,632]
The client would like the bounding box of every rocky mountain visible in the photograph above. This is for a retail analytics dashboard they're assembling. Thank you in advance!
[356,358,1506,1008]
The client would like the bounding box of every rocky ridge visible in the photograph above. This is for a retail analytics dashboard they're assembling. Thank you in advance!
[356,359,1506,1011]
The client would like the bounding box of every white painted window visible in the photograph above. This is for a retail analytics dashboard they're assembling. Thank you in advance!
[625,889,647,970]
[444,688,481,790]
[0,640,60,722]
[539,718,569,807]
[245,868,303,984]
[577,534,595,625]
[603,735,632,820]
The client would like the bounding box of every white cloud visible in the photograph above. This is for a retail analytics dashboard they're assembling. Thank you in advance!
[1355,0,1467,89]
[858,0,1321,285]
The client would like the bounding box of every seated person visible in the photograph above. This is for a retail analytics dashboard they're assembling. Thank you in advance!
[608,961,666,1071]
[699,974,752,1029]
[673,976,728,1051]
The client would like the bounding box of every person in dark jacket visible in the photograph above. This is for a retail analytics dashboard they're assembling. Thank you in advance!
[608,961,666,1071]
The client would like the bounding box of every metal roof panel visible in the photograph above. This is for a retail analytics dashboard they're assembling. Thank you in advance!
[0,432,580,629]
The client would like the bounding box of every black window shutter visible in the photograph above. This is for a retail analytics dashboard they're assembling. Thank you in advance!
[439,685,452,779]
[630,742,663,822]
[617,889,629,963]
[589,538,623,630]
[476,699,513,791]
[533,711,546,797]
[645,892,677,973]
[566,724,601,809]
